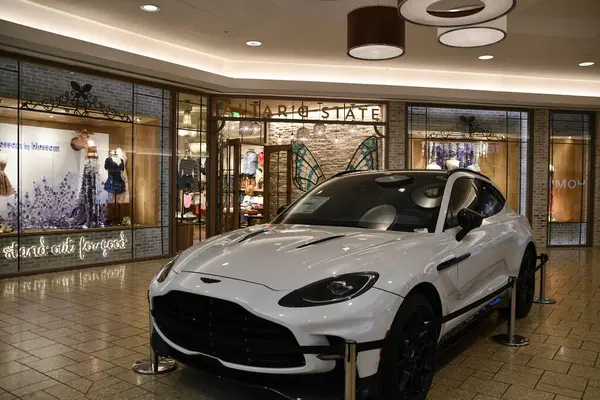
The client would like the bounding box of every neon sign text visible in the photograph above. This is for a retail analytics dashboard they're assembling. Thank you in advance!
[2,232,128,260]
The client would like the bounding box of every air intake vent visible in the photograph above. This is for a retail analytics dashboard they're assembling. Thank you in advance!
[296,235,345,249]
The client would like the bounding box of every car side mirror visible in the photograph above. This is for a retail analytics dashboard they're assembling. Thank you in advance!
[276,205,289,215]
[456,208,483,242]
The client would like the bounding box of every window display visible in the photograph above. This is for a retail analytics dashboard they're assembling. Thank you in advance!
[548,111,593,246]
[407,105,529,215]
[0,57,172,275]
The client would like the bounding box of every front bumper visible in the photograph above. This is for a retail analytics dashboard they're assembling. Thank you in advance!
[151,329,379,400]
[149,271,402,378]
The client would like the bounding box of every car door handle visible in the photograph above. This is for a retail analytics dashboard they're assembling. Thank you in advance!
[437,253,471,272]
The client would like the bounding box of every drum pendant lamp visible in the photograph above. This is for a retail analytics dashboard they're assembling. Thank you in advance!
[438,16,507,47]
[347,6,406,61]
[398,0,515,27]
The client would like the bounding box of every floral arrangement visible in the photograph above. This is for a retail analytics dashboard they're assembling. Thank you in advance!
[0,172,108,230]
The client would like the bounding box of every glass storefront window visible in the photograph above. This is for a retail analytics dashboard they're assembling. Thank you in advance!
[548,112,593,246]
[0,57,171,275]
[212,97,388,233]
[407,105,529,215]
[175,93,209,252]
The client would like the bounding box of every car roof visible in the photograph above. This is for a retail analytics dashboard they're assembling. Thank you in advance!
[332,169,492,182]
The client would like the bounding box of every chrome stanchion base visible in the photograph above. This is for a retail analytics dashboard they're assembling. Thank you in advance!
[491,333,530,347]
[533,297,556,305]
[132,357,177,375]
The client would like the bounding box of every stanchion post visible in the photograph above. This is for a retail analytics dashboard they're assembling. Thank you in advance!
[492,277,530,347]
[533,257,556,304]
[132,312,177,375]
[344,340,357,400]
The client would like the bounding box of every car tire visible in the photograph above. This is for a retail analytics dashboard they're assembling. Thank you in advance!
[514,248,536,319]
[380,293,438,400]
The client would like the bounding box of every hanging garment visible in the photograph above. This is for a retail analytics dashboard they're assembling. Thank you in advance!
[178,158,200,190]
[115,148,130,204]
[0,159,15,197]
[104,157,126,194]
[183,193,193,208]
[72,158,104,228]
[258,152,265,165]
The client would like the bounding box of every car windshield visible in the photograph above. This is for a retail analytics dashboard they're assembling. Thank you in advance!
[273,172,446,233]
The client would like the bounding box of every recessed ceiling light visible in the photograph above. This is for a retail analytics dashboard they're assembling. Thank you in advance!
[579,61,595,67]
[246,41,262,47]
[49,115,55,118]
[140,4,160,12]
[479,55,494,60]
[568,136,572,140]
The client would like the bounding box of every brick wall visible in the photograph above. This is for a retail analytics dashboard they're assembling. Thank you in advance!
[531,109,550,246]
[388,102,406,170]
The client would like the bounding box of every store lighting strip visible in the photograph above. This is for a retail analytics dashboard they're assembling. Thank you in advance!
[2,0,600,99]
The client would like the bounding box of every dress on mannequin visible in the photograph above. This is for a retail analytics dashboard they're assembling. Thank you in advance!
[72,138,103,228]
[104,156,126,194]
[115,148,130,203]
[0,151,15,197]
[446,158,460,170]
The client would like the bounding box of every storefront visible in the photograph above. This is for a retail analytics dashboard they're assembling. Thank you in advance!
[210,97,388,233]
[0,55,214,276]
[406,105,530,216]
[548,111,594,246]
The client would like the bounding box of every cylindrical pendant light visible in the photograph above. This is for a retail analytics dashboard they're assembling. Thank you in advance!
[398,0,515,27]
[347,6,406,61]
[438,16,507,47]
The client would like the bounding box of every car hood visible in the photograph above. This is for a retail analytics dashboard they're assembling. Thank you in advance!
[175,224,427,290]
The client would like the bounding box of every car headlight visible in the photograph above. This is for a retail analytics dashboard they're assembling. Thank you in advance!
[155,255,180,283]
[278,272,379,307]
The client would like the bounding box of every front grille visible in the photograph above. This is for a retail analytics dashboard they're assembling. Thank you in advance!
[153,290,306,368]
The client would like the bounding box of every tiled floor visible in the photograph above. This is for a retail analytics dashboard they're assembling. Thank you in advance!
[0,248,599,400]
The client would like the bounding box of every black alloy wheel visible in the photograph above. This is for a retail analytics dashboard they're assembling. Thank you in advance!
[381,294,438,400]
[515,249,536,319]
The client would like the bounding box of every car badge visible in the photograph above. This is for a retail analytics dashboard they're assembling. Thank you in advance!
[201,277,221,284]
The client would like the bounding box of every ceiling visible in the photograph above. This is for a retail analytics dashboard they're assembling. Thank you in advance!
[1,0,600,105]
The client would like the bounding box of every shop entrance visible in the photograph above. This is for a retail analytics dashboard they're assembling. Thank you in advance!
[219,138,292,232]
[212,97,389,234]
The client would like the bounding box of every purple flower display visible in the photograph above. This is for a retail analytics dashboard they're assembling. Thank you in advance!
[0,172,107,230]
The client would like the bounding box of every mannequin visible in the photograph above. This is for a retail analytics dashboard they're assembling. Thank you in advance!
[426,162,441,170]
[549,164,554,221]
[104,152,126,195]
[72,134,102,228]
[446,157,460,171]
[0,149,15,197]
[115,147,130,204]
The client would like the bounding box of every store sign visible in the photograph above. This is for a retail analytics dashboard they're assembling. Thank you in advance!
[0,141,60,152]
[552,180,586,189]
[216,101,382,122]
[2,231,128,260]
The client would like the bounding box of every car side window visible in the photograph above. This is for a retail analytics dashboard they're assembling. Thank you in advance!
[474,180,506,218]
[445,177,481,230]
